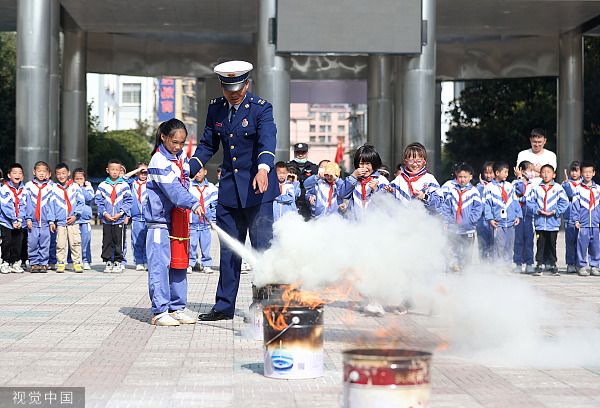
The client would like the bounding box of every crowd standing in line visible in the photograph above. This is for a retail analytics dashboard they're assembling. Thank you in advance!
[0,93,597,323]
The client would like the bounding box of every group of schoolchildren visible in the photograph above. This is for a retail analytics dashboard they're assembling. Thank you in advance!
[0,157,219,276]
[273,141,600,279]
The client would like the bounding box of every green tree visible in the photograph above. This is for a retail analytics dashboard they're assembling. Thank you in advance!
[0,32,16,173]
[444,78,556,180]
[87,101,152,178]
[584,36,600,161]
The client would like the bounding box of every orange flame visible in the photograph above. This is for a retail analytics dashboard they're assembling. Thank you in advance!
[263,268,360,330]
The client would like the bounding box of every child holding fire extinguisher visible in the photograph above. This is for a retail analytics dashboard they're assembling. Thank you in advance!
[145,118,204,326]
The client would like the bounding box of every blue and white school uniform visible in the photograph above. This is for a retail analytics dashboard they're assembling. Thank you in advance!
[570,182,600,268]
[483,180,523,265]
[273,180,300,221]
[475,181,493,259]
[442,183,482,267]
[189,179,218,268]
[46,180,57,265]
[562,178,582,266]
[303,176,341,219]
[130,178,148,265]
[512,179,535,266]
[78,182,95,265]
[389,167,442,211]
[53,180,85,264]
[0,181,27,264]
[338,171,389,221]
[145,144,201,314]
[526,181,569,232]
[24,180,55,266]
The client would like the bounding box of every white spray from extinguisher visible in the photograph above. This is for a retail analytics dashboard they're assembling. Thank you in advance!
[201,212,258,267]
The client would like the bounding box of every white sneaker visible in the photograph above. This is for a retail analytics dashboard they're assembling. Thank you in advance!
[11,261,24,273]
[47,264,56,270]
[525,264,534,274]
[82,263,91,270]
[112,263,124,273]
[203,266,214,274]
[169,310,195,324]
[103,261,113,273]
[0,263,10,274]
[136,264,145,271]
[187,266,192,274]
[364,304,386,317]
[151,311,180,326]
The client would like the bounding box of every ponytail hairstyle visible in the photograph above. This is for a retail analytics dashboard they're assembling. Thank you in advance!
[152,118,188,155]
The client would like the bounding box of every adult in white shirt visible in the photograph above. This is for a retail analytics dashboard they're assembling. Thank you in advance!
[516,128,557,177]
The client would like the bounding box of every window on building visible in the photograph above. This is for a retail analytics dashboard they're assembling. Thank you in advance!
[310,125,316,132]
[319,125,332,132]
[320,112,331,122]
[308,111,315,119]
[309,136,316,142]
[122,83,141,105]
[319,135,326,143]
[338,112,346,120]
[338,125,345,133]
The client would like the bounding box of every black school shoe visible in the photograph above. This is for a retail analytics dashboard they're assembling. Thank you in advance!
[197,308,232,321]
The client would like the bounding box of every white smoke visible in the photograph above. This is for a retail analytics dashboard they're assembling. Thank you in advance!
[238,194,600,368]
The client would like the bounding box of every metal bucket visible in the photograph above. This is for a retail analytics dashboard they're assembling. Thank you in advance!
[250,284,291,341]
[263,304,324,379]
[343,349,432,408]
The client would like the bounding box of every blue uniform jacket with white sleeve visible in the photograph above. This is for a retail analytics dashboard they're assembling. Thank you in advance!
[483,179,522,227]
[145,144,200,224]
[442,183,482,234]
[570,182,600,228]
[526,180,569,231]
[189,92,278,208]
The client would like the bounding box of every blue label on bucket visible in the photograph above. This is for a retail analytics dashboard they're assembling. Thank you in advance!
[271,346,294,372]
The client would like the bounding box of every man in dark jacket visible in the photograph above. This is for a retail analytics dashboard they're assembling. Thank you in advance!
[287,143,318,220]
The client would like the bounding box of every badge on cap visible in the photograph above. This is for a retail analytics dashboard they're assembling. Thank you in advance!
[214,60,253,92]
[242,118,248,127]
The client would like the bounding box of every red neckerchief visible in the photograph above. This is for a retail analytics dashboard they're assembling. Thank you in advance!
[400,172,427,195]
[136,180,146,204]
[279,183,284,195]
[456,186,468,224]
[499,182,508,204]
[157,145,186,187]
[541,183,553,212]
[359,176,374,207]
[327,180,336,210]
[7,183,23,218]
[581,183,596,212]
[33,181,49,224]
[195,184,207,224]
[571,179,582,188]
[57,180,74,217]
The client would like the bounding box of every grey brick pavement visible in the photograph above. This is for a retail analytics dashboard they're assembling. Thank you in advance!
[0,225,598,407]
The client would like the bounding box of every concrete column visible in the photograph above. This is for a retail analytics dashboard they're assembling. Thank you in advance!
[48,0,60,170]
[393,56,404,170]
[367,54,393,168]
[557,33,583,174]
[61,14,87,169]
[401,0,437,171]
[256,0,291,163]
[16,0,51,175]
[434,81,442,178]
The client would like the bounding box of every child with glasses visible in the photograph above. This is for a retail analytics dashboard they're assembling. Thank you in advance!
[387,142,442,210]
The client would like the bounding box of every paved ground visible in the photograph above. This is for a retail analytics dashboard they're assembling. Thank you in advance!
[0,225,599,408]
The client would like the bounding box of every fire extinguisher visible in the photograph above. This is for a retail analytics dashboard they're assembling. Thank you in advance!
[169,207,191,269]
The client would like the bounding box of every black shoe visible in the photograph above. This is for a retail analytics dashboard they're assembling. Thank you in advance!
[197,308,232,321]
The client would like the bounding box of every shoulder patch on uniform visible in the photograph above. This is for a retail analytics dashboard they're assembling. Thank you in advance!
[210,97,224,105]
[251,97,268,106]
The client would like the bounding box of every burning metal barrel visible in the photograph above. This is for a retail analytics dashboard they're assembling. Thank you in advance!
[263,304,324,379]
[250,284,290,340]
[343,348,432,408]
